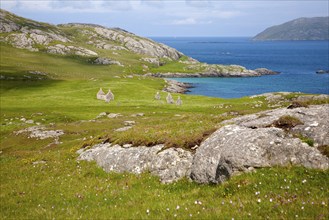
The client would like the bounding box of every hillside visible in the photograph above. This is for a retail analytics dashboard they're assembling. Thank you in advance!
[253,17,329,41]
[0,9,277,77]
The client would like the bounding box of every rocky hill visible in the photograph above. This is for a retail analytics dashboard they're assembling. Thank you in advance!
[0,9,277,77]
[253,17,329,41]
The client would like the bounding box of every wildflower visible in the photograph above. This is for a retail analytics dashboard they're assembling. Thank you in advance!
[269,198,273,202]
[174,214,177,217]
[176,205,180,210]
[146,209,150,215]
[257,199,261,203]
[166,208,170,212]
[238,184,241,188]
[221,201,225,205]
[321,201,326,206]
[301,206,304,210]
[255,191,260,195]
[189,214,192,217]
[295,215,298,218]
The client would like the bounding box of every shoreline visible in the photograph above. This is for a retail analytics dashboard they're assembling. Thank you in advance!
[163,79,193,94]
[148,68,280,78]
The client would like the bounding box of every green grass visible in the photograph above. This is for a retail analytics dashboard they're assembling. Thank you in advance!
[1,44,329,219]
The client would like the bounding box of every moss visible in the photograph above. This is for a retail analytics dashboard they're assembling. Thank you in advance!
[295,134,314,146]
[271,115,303,130]
[318,145,329,158]
[287,101,309,109]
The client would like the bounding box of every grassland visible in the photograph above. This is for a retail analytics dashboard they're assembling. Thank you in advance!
[1,44,328,219]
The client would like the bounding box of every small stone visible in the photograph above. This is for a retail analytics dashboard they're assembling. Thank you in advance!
[131,113,144,117]
[123,144,132,148]
[115,126,132,132]
[124,121,135,126]
[107,113,121,118]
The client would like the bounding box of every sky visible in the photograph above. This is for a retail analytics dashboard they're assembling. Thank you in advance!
[1,0,328,37]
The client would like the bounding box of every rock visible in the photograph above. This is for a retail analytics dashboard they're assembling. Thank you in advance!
[47,44,98,56]
[94,27,183,60]
[93,57,122,66]
[115,126,132,132]
[32,160,47,165]
[190,105,329,184]
[15,126,64,141]
[25,120,34,124]
[78,143,193,183]
[254,68,280,75]
[107,113,122,118]
[131,113,144,117]
[124,121,135,126]
[6,33,37,51]
[141,57,161,66]
[96,112,107,118]
[316,70,329,74]
[163,79,192,94]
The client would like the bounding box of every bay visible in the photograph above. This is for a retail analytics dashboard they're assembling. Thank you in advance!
[151,37,329,98]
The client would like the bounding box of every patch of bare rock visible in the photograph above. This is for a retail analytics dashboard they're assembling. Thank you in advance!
[78,144,193,184]
[15,126,64,145]
[78,104,329,184]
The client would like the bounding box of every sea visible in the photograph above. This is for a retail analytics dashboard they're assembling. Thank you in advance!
[151,37,329,98]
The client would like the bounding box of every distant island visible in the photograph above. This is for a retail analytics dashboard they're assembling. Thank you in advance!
[253,17,329,41]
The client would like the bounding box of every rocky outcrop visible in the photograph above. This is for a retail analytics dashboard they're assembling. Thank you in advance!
[93,57,122,66]
[78,104,329,184]
[93,27,183,60]
[316,70,329,74]
[47,44,98,56]
[147,67,278,78]
[190,104,329,184]
[78,144,193,183]
[163,79,192,93]
[254,68,280,75]
[15,126,64,146]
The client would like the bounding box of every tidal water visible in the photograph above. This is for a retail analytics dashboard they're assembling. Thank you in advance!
[151,37,329,98]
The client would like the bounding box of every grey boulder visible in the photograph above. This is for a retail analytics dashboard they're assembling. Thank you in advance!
[190,105,329,184]
[78,144,193,183]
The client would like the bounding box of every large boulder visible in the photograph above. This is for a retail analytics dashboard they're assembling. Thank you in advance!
[190,105,329,184]
[78,144,193,183]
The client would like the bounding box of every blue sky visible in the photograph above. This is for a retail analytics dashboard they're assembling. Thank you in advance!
[1,0,328,37]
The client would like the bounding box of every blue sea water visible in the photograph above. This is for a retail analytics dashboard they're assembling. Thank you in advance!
[151,37,329,98]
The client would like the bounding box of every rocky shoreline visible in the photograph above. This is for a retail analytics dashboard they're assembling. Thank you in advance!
[163,79,193,93]
[148,68,279,78]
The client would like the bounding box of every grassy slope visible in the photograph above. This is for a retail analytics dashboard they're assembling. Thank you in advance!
[1,44,328,219]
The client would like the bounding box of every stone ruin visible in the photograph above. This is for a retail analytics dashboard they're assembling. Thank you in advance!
[154,91,161,100]
[166,93,174,104]
[176,96,182,106]
[97,88,105,100]
[97,88,114,103]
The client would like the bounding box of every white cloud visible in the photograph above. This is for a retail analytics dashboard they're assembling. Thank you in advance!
[0,0,133,12]
[171,17,212,25]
